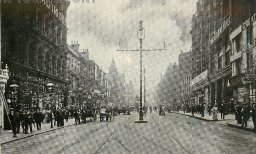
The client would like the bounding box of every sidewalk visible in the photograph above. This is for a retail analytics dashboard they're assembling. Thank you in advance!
[176,111,255,132]
[0,118,76,144]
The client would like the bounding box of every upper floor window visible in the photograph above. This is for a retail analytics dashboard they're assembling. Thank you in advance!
[218,56,223,69]
[225,51,230,66]
[232,33,242,53]
[235,58,242,75]
[247,25,253,45]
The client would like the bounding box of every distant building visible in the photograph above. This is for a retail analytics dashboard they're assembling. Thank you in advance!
[178,51,192,105]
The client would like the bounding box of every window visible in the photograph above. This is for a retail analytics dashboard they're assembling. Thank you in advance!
[235,34,242,52]
[235,58,242,75]
[218,56,223,69]
[247,25,253,45]
[225,51,230,66]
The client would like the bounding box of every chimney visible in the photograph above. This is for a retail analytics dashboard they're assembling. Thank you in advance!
[81,49,89,59]
[71,40,80,52]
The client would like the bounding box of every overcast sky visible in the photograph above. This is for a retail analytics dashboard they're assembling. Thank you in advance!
[67,0,196,99]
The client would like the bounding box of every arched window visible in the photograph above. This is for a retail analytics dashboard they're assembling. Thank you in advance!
[28,42,37,68]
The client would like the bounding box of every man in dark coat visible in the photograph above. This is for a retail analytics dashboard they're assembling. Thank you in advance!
[242,104,250,127]
[201,103,205,117]
[191,104,195,116]
[9,111,17,137]
[34,109,41,130]
[220,102,226,120]
[235,105,242,125]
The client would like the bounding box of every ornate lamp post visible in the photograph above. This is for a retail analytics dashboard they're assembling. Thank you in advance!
[10,80,19,111]
[46,82,55,108]
[78,86,84,109]
[46,81,54,128]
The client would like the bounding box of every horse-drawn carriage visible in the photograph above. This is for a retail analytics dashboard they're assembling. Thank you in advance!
[99,107,112,122]
[81,102,97,123]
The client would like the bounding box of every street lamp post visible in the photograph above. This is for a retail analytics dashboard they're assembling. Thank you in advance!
[117,21,166,123]
[10,80,19,111]
[137,20,145,121]
[46,82,54,128]
[78,86,84,109]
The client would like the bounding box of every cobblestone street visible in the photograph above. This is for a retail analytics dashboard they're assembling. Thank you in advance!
[1,113,256,154]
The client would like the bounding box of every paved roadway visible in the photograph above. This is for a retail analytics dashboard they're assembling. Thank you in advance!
[1,113,256,154]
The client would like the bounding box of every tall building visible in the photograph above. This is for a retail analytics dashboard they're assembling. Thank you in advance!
[229,0,256,104]
[208,0,232,106]
[178,51,192,105]
[190,0,211,106]
[156,62,180,108]
[1,2,70,129]
[190,0,256,106]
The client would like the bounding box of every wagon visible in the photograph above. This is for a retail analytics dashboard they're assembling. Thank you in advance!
[99,107,112,122]
[81,104,97,123]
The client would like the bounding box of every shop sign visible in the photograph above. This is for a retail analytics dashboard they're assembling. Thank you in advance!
[211,16,231,44]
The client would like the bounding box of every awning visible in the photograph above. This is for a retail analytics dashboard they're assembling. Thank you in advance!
[190,70,209,91]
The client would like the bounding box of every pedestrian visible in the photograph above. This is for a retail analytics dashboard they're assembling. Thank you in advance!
[201,103,205,117]
[235,105,242,125]
[230,98,235,114]
[61,109,65,126]
[34,109,42,130]
[74,108,80,125]
[208,104,212,116]
[241,104,250,128]
[251,104,256,132]
[191,104,195,116]
[65,109,69,122]
[220,102,226,120]
[20,110,25,133]
[56,108,61,127]
[211,103,218,121]
[14,106,21,134]
[9,111,17,137]
[27,110,33,133]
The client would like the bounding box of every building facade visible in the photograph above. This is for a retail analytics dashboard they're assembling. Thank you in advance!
[190,0,256,107]
[229,0,256,104]
[66,42,82,106]
[189,0,211,106]
[178,51,192,106]
[1,2,70,113]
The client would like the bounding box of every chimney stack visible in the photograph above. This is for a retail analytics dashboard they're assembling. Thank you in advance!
[71,40,80,52]
[81,49,89,59]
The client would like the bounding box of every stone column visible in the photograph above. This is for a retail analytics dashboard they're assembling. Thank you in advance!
[0,66,9,132]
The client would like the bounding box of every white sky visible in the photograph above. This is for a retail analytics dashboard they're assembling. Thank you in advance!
[67,0,197,99]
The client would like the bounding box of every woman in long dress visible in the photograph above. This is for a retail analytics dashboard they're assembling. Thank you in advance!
[211,103,218,121]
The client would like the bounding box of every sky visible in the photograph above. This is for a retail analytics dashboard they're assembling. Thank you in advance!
[67,0,197,100]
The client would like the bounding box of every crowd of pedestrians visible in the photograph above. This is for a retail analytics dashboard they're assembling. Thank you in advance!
[9,108,45,137]
[177,100,256,132]
[7,105,91,138]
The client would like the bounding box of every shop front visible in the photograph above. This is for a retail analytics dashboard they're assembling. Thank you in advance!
[3,67,68,129]
[190,70,210,106]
